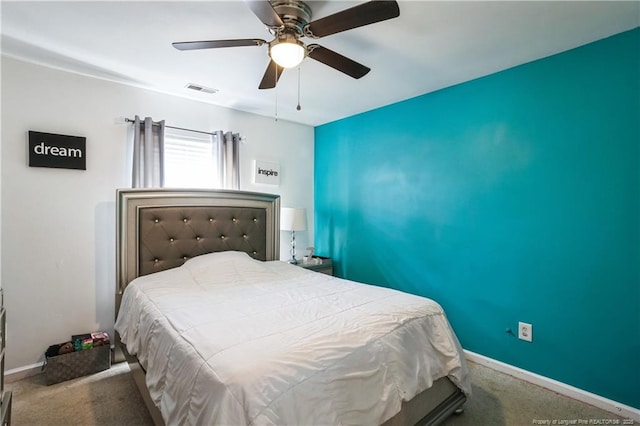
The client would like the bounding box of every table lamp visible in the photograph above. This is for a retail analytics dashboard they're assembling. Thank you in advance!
[281,207,307,264]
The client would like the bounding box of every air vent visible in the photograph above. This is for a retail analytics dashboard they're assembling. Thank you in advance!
[185,83,218,94]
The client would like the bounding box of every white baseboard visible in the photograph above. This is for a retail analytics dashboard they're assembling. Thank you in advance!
[5,363,44,383]
[464,350,640,422]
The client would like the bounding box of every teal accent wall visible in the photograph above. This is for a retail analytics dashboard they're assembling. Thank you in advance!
[314,28,639,408]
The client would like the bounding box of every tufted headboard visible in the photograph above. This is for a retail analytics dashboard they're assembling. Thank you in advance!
[116,189,280,310]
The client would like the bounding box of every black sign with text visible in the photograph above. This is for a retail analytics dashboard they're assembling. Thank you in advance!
[28,131,86,170]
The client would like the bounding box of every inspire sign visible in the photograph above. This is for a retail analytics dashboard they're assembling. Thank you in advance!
[253,160,280,185]
[28,131,86,170]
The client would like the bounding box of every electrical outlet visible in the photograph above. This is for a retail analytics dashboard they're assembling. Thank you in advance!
[518,322,533,342]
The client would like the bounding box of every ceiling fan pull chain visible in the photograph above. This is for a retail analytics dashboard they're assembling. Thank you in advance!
[274,66,279,122]
[296,66,302,111]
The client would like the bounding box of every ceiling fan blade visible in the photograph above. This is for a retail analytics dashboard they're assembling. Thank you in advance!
[245,0,284,28]
[305,1,399,38]
[259,60,285,89]
[307,45,370,79]
[173,39,266,51]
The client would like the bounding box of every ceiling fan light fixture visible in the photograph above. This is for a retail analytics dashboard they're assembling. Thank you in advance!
[270,39,306,68]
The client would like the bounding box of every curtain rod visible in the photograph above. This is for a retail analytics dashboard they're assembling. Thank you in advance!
[124,117,217,136]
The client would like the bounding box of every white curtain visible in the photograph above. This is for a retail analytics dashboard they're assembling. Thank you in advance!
[131,115,165,188]
[216,130,240,190]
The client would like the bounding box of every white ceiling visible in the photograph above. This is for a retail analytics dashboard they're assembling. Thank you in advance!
[1,1,638,126]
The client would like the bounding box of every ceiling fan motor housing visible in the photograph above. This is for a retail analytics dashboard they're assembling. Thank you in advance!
[270,0,312,36]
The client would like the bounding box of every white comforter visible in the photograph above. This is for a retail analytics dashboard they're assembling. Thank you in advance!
[115,251,470,426]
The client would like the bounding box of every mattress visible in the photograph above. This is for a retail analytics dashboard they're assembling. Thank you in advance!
[115,251,471,425]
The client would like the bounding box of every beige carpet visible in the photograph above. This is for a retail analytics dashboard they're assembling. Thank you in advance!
[6,360,629,426]
[7,362,154,426]
[442,362,629,426]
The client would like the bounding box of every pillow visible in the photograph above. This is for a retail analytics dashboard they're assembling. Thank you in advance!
[182,250,253,268]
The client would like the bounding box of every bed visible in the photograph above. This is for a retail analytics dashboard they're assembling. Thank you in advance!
[114,188,470,426]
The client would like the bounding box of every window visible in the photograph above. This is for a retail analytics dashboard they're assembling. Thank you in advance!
[131,116,239,189]
[163,128,222,189]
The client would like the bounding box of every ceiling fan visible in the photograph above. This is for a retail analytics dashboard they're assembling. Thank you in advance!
[172,0,400,90]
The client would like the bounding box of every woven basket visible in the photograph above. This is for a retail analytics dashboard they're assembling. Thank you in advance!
[44,345,110,385]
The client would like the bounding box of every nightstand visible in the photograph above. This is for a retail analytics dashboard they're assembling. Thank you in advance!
[297,256,333,276]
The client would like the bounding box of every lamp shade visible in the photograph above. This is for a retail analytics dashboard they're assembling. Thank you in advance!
[270,40,305,68]
[281,208,307,231]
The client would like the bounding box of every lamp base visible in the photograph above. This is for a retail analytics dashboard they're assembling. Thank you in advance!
[288,258,299,265]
